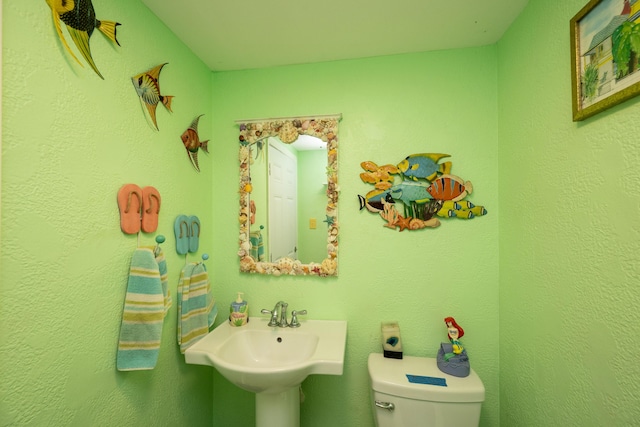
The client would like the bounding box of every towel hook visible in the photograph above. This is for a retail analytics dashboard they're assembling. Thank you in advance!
[154,234,165,255]
[199,253,209,268]
[201,253,209,271]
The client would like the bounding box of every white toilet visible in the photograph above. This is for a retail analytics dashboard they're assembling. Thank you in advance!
[368,353,485,427]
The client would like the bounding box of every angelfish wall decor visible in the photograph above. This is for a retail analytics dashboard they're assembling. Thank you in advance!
[180,115,209,172]
[357,153,487,231]
[131,63,174,130]
[45,0,121,79]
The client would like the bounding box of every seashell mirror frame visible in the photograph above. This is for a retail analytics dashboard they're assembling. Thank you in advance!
[236,114,341,276]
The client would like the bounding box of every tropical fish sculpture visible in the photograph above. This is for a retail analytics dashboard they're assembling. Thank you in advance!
[132,63,174,130]
[437,200,487,219]
[181,115,209,172]
[397,153,452,182]
[359,181,441,219]
[360,161,399,189]
[358,152,487,231]
[389,180,432,207]
[45,0,120,79]
[426,174,473,201]
[358,189,394,213]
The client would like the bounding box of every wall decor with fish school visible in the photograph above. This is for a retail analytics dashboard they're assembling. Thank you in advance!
[45,0,121,79]
[132,63,174,131]
[180,115,209,172]
[357,153,487,231]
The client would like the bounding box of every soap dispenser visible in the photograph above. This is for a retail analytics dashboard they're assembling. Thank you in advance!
[229,292,249,327]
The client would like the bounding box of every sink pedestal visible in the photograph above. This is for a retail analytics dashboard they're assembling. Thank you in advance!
[255,387,300,427]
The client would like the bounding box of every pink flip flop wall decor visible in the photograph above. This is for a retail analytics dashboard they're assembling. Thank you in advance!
[117,184,161,234]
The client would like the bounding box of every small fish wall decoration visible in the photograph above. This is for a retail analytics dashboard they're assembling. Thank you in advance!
[358,153,487,231]
[181,115,209,172]
[131,63,174,130]
[45,0,121,79]
[397,153,452,182]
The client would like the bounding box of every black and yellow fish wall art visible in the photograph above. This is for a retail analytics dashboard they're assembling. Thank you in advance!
[357,153,487,231]
[45,0,121,79]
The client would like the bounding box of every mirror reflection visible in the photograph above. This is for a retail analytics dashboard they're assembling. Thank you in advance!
[264,135,327,263]
[237,116,340,276]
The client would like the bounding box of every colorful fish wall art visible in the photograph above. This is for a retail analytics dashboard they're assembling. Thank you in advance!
[357,153,488,231]
[132,63,174,130]
[46,0,121,79]
[181,115,209,172]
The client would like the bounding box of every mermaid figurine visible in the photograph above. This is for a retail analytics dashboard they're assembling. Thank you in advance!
[444,317,464,361]
[437,316,470,377]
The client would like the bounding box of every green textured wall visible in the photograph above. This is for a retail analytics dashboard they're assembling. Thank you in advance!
[210,48,500,426]
[498,0,640,425]
[1,1,214,425]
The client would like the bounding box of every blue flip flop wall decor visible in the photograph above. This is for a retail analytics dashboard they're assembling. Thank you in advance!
[174,215,201,255]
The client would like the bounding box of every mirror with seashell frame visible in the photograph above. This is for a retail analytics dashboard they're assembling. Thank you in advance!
[237,115,340,276]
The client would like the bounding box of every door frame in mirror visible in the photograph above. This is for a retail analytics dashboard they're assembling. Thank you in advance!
[236,114,341,276]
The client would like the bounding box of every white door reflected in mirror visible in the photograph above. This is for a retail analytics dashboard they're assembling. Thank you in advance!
[268,140,298,261]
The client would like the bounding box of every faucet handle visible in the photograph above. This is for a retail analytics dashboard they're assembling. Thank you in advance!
[289,310,307,328]
[261,308,279,327]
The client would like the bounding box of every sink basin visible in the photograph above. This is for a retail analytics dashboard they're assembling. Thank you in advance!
[185,317,347,394]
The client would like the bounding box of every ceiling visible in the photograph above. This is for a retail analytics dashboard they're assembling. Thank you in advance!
[141,0,529,72]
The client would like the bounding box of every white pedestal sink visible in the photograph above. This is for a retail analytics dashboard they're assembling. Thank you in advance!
[185,317,348,427]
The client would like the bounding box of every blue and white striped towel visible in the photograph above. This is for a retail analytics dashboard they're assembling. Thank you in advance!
[177,262,217,354]
[116,246,171,371]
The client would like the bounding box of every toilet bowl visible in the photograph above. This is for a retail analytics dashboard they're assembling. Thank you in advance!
[368,353,485,427]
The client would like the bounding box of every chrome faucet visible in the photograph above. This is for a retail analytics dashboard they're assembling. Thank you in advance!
[261,301,289,327]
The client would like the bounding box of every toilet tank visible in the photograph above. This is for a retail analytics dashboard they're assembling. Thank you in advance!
[368,353,485,427]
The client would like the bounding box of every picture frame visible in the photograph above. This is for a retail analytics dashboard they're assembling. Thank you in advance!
[570,0,640,121]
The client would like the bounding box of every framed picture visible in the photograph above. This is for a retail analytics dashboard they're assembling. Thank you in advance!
[570,0,640,121]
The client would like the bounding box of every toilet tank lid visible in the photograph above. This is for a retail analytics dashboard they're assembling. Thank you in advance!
[368,353,485,403]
